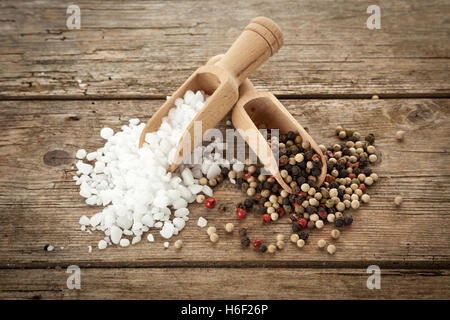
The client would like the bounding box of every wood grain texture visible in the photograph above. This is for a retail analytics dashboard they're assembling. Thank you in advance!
[0,0,449,98]
[0,98,449,268]
[0,268,448,300]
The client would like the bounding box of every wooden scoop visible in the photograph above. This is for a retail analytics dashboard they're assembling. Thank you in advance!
[198,49,326,193]
[138,17,283,173]
[232,79,327,192]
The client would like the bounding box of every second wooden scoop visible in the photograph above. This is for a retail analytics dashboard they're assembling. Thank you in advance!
[232,79,327,193]
[138,17,283,173]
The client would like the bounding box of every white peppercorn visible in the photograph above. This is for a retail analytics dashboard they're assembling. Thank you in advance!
[207,226,216,236]
[295,153,304,162]
[365,176,374,186]
[276,234,285,242]
[318,239,327,249]
[336,202,345,212]
[327,213,336,223]
[396,130,405,141]
[271,212,279,221]
[174,239,183,249]
[351,199,360,209]
[369,154,378,163]
[361,194,370,203]
[276,240,285,250]
[268,244,277,253]
[301,183,310,192]
[196,194,205,203]
[331,229,340,239]
[297,239,305,248]
[394,196,403,206]
[367,145,376,154]
[210,233,219,243]
[290,234,300,243]
[225,223,234,233]
[315,220,324,229]
[327,244,337,255]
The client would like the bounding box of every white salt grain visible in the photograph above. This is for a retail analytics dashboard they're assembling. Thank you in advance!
[202,185,213,197]
[100,127,114,140]
[79,215,90,225]
[232,162,244,173]
[98,240,107,250]
[119,238,130,247]
[76,149,87,159]
[163,241,169,248]
[197,217,208,228]
[206,164,221,180]
[110,226,122,244]
[86,152,97,161]
[46,245,54,252]
[88,245,92,253]
[147,234,154,242]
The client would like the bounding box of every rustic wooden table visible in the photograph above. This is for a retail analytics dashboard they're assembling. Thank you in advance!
[0,0,449,299]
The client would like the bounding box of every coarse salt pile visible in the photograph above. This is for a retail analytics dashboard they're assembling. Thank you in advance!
[73,90,237,250]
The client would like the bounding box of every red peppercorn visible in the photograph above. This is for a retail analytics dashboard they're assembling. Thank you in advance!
[253,239,262,248]
[348,173,356,179]
[297,218,307,229]
[299,191,307,197]
[243,173,252,180]
[293,203,300,207]
[276,207,285,217]
[326,150,334,158]
[318,211,328,220]
[262,214,270,223]
[205,197,216,209]
[236,208,247,219]
[325,174,335,183]
[359,183,366,192]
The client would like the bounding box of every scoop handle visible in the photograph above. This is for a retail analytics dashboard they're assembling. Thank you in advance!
[216,17,283,85]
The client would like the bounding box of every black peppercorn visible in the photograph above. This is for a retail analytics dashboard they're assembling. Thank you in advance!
[334,218,344,227]
[239,228,247,237]
[291,165,300,176]
[338,189,345,199]
[259,244,267,253]
[329,182,339,189]
[263,181,273,189]
[344,215,353,225]
[244,199,253,209]
[258,206,267,214]
[292,186,301,194]
[363,167,372,176]
[365,133,375,144]
[339,169,348,178]
[305,150,313,161]
[283,197,290,205]
[241,236,250,247]
[292,223,301,233]
[298,231,309,241]
[220,167,229,177]
[311,168,321,177]
[306,206,317,214]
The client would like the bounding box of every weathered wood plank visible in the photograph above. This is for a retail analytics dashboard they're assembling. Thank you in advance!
[0,99,449,268]
[0,268,448,299]
[0,0,449,98]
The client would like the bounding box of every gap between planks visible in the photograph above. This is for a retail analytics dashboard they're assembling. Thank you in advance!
[1,93,450,101]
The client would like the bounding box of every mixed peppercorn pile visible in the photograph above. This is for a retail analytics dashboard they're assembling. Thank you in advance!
[212,125,379,254]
